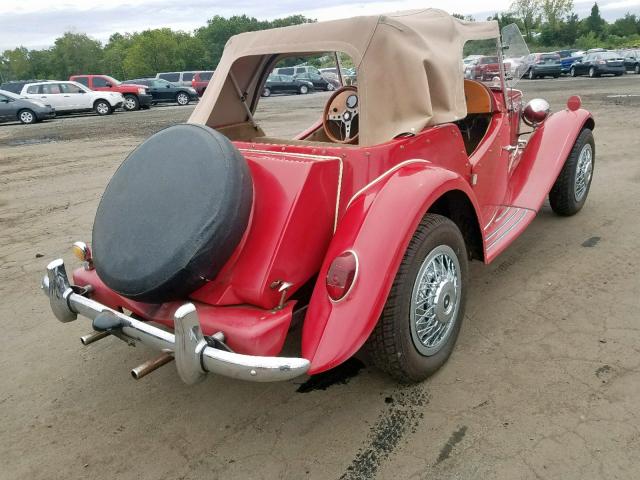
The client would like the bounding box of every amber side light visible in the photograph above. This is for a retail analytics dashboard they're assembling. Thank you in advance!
[326,251,358,301]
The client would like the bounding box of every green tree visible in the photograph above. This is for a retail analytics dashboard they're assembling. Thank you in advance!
[51,32,103,78]
[582,2,606,38]
[610,13,638,37]
[123,29,185,78]
[541,0,574,27]
[0,47,32,80]
[102,33,134,80]
[510,0,541,40]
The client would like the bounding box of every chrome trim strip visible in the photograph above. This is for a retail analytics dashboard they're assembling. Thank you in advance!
[42,260,310,383]
[486,209,528,250]
[485,208,520,241]
[346,159,431,210]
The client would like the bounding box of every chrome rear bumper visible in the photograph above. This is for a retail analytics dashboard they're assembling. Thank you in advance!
[41,259,310,384]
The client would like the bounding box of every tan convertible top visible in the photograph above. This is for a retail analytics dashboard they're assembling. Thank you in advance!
[189,9,500,146]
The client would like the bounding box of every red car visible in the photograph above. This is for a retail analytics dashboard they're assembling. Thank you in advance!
[70,74,153,111]
[191,71,214,96]
[43,13,594,386]
[471,55,502,81]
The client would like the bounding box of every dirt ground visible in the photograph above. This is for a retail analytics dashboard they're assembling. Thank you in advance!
[1,76,639,480]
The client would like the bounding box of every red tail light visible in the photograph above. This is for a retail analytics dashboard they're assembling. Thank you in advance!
[326,251,358,301]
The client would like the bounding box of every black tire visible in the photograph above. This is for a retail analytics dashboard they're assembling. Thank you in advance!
[549,128,595,216]
[94,100,112,115]
[17,109,36,124]
[570,67,577,77]
[635,64,640,74]
[553,74,560,78]
[93,124,253,303]
[615,72,623,77]
[326,83,335,91]
[176,92,190,106]
[123,94,140,111]
[528,69,535,80]
[588,67,598,78]
[262,87,271,97]
[365,214,469,383]
[299,84,309,94]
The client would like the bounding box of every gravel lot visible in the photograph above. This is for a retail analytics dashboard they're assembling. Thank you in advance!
[1,76,639,480]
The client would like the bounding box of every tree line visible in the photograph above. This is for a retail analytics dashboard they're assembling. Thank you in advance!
[0,15,314,83]
[495,1,640,49]
[2,3,640,83]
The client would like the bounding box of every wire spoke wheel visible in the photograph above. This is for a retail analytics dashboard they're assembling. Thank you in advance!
[410,245,461,356]
[574,143,593,202]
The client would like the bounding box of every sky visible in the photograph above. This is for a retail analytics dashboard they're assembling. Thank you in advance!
[2,0,640,51]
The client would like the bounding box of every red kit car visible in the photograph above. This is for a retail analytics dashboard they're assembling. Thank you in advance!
[42,11,595,385]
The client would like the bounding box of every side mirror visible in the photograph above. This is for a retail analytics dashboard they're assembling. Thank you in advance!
[522,99,550,127]
[105,83,112,88]
[166,85,171,88]
[78,90,85,94]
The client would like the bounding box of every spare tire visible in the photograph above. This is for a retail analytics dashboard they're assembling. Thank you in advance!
[92,124,253,303]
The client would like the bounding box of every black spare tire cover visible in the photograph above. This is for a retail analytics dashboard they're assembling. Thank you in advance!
[92,124,253,303]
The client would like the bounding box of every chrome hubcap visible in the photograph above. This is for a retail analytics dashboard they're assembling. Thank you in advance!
[178,94,188,104]
[410,245,461,356]
[574,143,593,202]
[97,103,108,114]
[125,98,136,109]
[20,111,33,122]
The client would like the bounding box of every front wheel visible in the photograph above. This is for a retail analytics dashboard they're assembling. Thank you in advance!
[262,87,271,97]
[176,92,190,105]
[589,67,598,78]
[549,129,595,216]
[366,214,468,383]
[570,67,577,77]
[123,94,140,111]
[528,69,535,80]
[94,100,112,115]
[18,109,36,124]
[299,85,309,94]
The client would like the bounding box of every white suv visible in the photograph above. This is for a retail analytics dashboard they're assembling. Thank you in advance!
[20,81,124,115]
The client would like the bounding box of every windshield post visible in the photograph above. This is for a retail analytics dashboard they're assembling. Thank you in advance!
[496,37,509,112]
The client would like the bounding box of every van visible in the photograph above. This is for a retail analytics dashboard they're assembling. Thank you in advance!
[272,65,321,77]
[155,71,198,87]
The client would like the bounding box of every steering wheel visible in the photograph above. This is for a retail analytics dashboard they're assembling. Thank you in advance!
[323,86,359,144]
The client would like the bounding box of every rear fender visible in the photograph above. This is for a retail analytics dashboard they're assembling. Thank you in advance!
[301,161,481,374]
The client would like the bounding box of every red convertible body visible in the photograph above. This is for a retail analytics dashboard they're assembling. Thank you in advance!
[42,11,594,385]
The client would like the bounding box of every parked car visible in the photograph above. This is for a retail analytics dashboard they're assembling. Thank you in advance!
[520,52,562,79]
[294,72,335,91]
[274,65,321,77]
[20,81,123,115]
[155,71,197,87]
[192,71,214,96]
[123,78,198,105]
[0,79,53,94]
[70,74,152,111]
[41,13,595,388]
[570,51,625,77]
[469,55,501,81]
[262,74,314,96]
[0,89,56,124]
[622,50,640,74]
[319,67,357,85]
[558,53,583,74]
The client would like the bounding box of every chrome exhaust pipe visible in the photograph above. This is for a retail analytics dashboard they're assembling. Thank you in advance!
[131,352,174,380]
[80,331,110,345]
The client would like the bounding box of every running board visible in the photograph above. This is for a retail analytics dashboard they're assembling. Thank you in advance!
[483,206,536,262]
